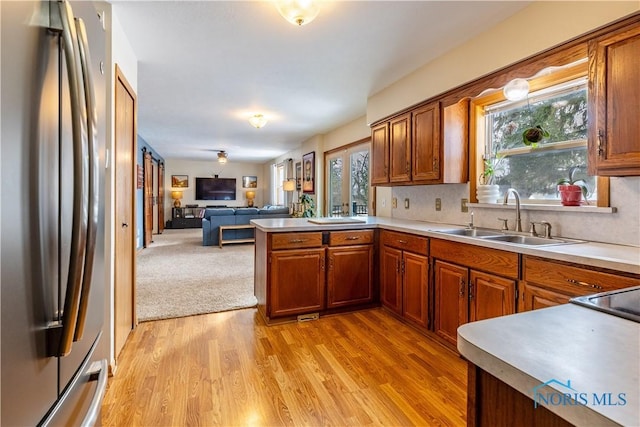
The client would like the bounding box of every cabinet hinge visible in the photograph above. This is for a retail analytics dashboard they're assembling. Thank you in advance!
[597,129,605,157]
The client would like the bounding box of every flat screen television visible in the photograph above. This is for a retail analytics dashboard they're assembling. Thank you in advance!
[195,177,236,201]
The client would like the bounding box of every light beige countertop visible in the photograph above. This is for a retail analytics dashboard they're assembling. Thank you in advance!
[251,217,640,274]
[458,304,640,426]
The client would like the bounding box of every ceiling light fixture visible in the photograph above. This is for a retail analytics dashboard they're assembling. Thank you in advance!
[503,78,530,101]
[217,151,228,164]
[249,113,268,129]
[275,0,320,26]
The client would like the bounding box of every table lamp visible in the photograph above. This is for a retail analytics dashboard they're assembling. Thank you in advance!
[171,190,183,207]
[246,190,256,207]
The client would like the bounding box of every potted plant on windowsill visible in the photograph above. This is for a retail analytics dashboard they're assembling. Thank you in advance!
[477,154,503,203]
[294,194,316,218]
[557,166,589,206]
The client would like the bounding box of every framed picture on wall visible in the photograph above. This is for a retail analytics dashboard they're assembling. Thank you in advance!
[171,175,188,188]
[302,151,315,194]
[295,161,302,191]
[242,176,257,188]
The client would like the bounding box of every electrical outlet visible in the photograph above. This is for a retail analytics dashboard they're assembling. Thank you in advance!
[435,198,442,211]
[381,198,386,208]
[392,198,397,208]
[404,198,410,209]
[461,198,469,213]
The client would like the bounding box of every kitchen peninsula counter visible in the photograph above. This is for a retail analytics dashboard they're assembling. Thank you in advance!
[251,217,640,275]
[458,304,639,426]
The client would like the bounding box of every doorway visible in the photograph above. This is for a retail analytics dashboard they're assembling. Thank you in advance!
[325,139,371,217]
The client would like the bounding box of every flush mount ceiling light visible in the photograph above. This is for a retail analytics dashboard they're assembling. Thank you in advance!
[275,0,320,26]
[248,113,268,129]
[503,78,530,101]
[217,151,228,164]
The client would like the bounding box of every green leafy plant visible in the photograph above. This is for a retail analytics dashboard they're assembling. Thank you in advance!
[557,166,589,198]
[479,153,504,185]
[522,125,549,147]
[299,194,316,218]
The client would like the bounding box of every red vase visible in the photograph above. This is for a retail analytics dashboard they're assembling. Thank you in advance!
[558,184,583,206]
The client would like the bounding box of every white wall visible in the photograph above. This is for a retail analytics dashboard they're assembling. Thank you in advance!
[105,5,139,370]
[367,1,639,124]
[263,116,371,216]
[164,159,265,219]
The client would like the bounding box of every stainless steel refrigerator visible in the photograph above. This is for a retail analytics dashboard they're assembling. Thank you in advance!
[1,0,108,425]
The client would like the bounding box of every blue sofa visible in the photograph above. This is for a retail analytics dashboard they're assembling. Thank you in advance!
[202,206,290,246]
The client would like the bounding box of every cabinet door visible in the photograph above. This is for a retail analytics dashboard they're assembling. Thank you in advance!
[469,271,515,322]
[327,246,373,308]
[371,122,389,185]
[403,252,429,328]
[519,282,572,312]
[589,24,640,176]
[412,101,440,181]
[389,113,411,183]
[270,248,325,317]
[380,246,403,314]
[434,260,467,346]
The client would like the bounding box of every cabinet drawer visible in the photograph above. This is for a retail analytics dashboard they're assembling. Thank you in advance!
[523,256,640,295]
[329,230,374,246]
[271,232,323,250]
[381,230,428,254]
[431,239,518,279]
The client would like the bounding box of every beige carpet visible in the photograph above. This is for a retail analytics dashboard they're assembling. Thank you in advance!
[136,228,257,322]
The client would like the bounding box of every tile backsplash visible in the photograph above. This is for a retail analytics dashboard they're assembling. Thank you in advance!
[389,177,640,247]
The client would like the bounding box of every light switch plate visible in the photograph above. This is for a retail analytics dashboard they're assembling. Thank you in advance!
[461,198,469,213]
[404,198,410,209]
[435,198,441,211]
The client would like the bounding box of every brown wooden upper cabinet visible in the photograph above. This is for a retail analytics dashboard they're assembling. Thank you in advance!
[371,122,389,185]
[370,99,468,186]
[389,113,412,183]
[588,21,640,176]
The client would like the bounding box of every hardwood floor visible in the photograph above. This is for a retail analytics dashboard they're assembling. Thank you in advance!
[101,308,467,426]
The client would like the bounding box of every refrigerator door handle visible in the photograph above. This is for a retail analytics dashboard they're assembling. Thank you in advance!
[47,0,89,357]
[81,359,108,427]
[73,16,99,343]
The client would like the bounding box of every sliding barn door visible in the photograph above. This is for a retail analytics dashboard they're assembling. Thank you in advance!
[158,162,165,233]
[143,151,153,247]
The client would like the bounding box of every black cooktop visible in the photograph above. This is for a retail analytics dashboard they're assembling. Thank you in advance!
[571,286,640,323]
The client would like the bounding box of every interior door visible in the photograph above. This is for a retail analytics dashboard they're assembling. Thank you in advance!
[143,151,153,247]
[114,66,136,360]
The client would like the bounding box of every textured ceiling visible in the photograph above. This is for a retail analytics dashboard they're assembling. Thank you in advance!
[111,1,530,163]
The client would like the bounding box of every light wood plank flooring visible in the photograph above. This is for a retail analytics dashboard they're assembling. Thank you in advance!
[101,308,466,426]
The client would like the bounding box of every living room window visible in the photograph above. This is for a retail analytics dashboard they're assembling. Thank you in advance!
[272,162,286,206]
[473,61,605,206]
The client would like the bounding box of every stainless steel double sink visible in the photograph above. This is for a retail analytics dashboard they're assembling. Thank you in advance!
[434,227,583,247]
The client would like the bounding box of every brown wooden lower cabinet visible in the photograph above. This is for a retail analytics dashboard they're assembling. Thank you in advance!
[270,248,326,317]
[519,282,571,311]
[380,246,403,315]
[255,229,376,322]
[379,231,429,329]
[467,362,573,427]
[520,255,640,312]
[327,245,374,308]
[432,239,518,348]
